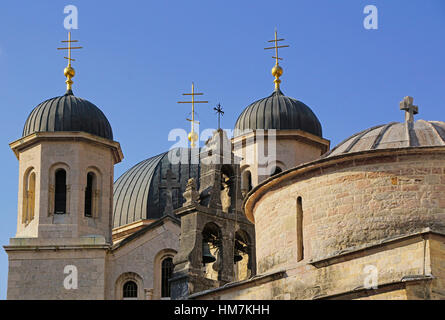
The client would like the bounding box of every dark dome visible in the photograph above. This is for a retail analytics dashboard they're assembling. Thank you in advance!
[113,148,202,228]
[234,89,322,137]
[323,120,445,158]
[23,90,113,140]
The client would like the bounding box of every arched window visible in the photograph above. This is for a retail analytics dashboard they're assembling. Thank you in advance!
[123,281,138,299]
[161,257,174,298]
[54,169,67,214]
[296,197,304,261]
[23,170,36,224]
[84,172,95,217]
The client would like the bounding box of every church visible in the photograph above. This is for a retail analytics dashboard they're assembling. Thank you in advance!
[4,30,445,300]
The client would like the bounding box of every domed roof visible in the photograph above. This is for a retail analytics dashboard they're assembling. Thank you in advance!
[234,89,322,137]
[113,148,202,228]
[23,90,113,140]
[323,120,445,158]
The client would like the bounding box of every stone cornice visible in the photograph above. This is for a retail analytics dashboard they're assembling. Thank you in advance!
[187,269,286,299]
[232,129,330,152]
[3,244,110,252]
[9,131,124,164]
[313,274,434,300]
[111,215,180,251]
[309,228,443,268]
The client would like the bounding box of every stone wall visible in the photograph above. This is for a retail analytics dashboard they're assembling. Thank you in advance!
[105,218,180,300]
[233,130,328,188]
[193,233,443,300]
[11,133,121,243]
[252,151,445,274]
[6,242,107,300]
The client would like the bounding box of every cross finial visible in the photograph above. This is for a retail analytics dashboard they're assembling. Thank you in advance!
[213,103,224,130]
[399,96,418,123]
[177,82,208,148]
[57,31,83,93]
[264,29,289,90]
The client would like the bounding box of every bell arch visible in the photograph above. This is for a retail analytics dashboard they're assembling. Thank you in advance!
[202,222,223,280]
[234,229,253,281]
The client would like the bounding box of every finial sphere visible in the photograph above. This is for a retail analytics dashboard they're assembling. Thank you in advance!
[64,66,75,78]
[272,65,283,78]
[188,131,198,142]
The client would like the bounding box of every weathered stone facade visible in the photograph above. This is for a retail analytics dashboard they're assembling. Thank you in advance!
[189,147,445,300]
[170,130,256,299]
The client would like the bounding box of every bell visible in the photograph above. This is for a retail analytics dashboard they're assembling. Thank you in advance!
[234,250,243,263]
[202,242,216,264]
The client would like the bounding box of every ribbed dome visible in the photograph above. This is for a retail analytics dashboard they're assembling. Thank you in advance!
[23,90,113,140]
[324,120,445,158]
[113,148,202,228]
[234,89,322,137]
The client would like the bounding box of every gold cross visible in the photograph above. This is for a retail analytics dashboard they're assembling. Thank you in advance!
[57,31,82,66]
[57,32,83,91]
[177,82,208,147]
[264,29,289,66]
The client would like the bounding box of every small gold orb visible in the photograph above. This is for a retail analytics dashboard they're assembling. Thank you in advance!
[64,66,75,78]
[271,65,283,78]
[188,132,198,142]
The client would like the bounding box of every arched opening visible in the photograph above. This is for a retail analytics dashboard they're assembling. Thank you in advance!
[234,230,252,281]
[271,166,282,176]
[23,170,36,224]
[241,170,253,197]
[84,172,95,217]
[123,280,138,299]
[153,249,177,300]
[202,222,222,281]
[54,169,67,214]
[297,197,304,262]
[161,257,174,298]
[221,165,234,212]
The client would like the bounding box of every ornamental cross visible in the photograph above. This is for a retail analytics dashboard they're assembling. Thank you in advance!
[399,96,418,123]
[214,103,224,130]
[178,82,208,147]
[57,31,82,65]
[264,29,289,66]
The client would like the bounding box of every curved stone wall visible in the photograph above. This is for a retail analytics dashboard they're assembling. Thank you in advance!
[248,149,445,274]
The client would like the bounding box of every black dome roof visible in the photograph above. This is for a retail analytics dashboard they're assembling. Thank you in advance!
[23,90,113,140]
[113,148,202,228]
[234,89,322,137]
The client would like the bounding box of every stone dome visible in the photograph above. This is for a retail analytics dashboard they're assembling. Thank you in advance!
[234,89,322,137]
[113,148,202,228]
[323,120,445,158]
[22,90,113,140]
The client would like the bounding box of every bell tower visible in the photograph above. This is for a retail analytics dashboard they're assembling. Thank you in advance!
[170,129,256,299]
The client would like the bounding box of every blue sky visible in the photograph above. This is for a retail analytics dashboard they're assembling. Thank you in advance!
[0,0,444,299]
